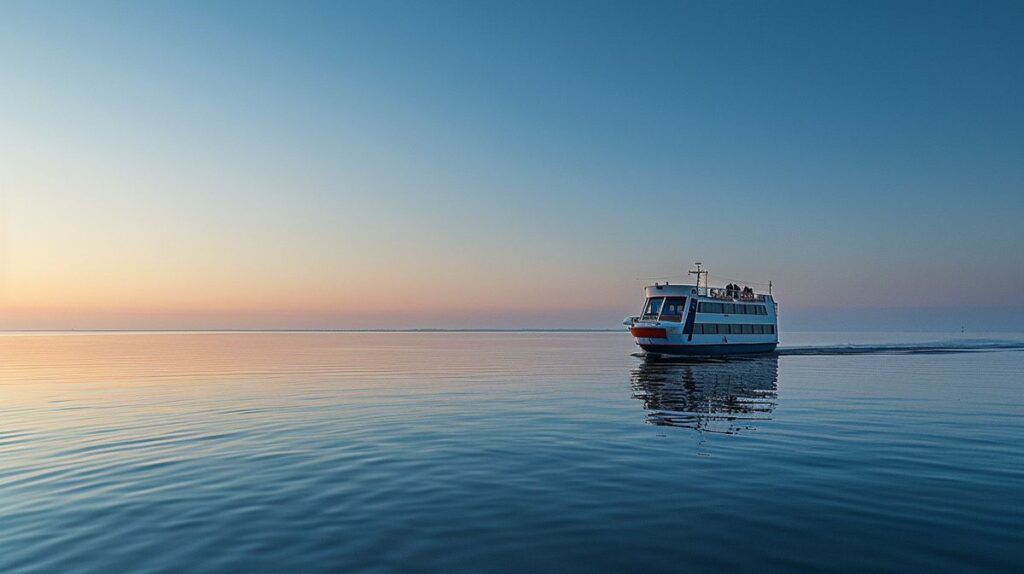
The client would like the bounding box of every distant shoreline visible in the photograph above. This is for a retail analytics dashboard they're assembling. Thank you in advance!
[0,328,624,334]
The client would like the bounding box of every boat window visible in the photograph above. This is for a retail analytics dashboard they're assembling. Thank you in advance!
[742,324,753,334]
[642,297,664,320]
[659,297,687,322]
[724,303,734,315]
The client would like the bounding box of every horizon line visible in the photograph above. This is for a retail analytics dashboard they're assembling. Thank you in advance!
[0,328,625,334]
[2,328,1020,335]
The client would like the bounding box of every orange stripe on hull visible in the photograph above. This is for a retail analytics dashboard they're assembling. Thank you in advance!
[630,326,667,338]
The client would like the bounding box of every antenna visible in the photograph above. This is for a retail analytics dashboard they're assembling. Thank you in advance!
[688,262,708,295]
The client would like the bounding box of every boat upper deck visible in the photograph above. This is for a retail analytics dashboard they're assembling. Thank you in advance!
[643,283,772,303]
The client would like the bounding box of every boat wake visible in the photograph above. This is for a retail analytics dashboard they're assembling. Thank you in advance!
[777,339,1024,356]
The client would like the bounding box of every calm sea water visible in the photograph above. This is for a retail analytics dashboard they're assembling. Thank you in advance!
[2,332,1022,573]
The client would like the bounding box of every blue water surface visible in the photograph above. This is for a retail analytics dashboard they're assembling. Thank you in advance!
[1,332,1022,573]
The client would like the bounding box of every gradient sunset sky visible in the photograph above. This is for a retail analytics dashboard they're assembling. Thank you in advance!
[2,1,1022,330]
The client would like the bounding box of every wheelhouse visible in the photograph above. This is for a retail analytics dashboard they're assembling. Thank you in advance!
[635,283,695,323]
[641,296,688,322]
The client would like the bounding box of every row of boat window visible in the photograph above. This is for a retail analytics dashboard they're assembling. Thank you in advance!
[643,297,770,321]
[695,323,776,335]
[698,302,768,315]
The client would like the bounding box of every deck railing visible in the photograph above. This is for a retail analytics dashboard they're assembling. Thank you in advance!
[706,288,769,302]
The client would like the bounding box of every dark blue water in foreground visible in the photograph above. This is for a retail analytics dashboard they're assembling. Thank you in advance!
[2,332,1022,573]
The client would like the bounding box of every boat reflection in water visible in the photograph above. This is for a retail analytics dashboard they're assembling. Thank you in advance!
[630,356,779,434]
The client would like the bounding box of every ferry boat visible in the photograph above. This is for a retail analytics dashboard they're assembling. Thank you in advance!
[623,263,778,356]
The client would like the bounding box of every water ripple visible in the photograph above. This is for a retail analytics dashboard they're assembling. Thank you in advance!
[1,332,1022,573]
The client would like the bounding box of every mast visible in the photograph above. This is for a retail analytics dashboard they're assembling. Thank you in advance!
[688,262,708,296]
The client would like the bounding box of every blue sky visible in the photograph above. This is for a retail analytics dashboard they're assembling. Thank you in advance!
[1,1,1022,330]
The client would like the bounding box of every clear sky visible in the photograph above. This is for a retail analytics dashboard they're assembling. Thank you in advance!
[2,0,1022,330]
